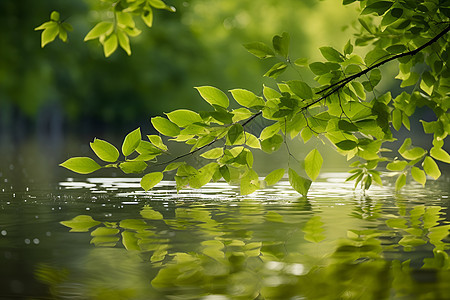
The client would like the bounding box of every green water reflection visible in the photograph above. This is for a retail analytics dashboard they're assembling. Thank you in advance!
[25,178,450,300]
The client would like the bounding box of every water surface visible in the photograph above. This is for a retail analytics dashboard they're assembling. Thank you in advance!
[1,172,449,299]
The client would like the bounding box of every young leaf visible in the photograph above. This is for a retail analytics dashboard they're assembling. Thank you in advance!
[40,23,59,48]
[430,147,450,163]
[227,124,244,145]
[338,120,358,132]
[261,134,283,153]
[304,149,323,181]
[260,122,281,140]
[272,32,290,58]
[229,89,265,108]
[141,172,164,191]
[90,138,120,162]
[166,109,203,127]
[151,117,180,136]
[103,33,118,57]
[288,168,312,197]
[200,147,224,159]
[361,1,394,16]
[411,167,426,187]
[141,7,154,27]
[309,62,329,75]
[122,128,141,157]
[395,173,406,191]
[195,86,229,108]
[335,140,357,151]
[422,156,441,179]
[386,160,408,171]
[119,161,147,174]
[264,62,288,78]
[117,30,131,55]
[319,46,344,62]
[60,157,101,174]
[84,22,114,41]
[264,168,285,186]
[287,80,313,99]
[243,42,275,59]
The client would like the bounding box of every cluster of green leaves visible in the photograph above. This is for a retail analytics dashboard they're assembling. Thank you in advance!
[34,11,73,47]
[60,0,449,195]
[35,0,175,56]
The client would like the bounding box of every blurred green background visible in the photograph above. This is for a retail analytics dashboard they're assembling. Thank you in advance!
[0,0,359,139]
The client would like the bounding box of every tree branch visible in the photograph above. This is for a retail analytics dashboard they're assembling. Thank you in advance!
[311,25,450,107]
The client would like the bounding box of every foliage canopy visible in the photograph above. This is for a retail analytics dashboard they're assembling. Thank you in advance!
[50,0,450,196]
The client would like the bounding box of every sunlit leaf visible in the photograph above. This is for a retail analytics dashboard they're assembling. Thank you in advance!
[395,173,406,191]
[304,149,323,181]
[229,89,265,108]
[119,161,147,174]
[166,109,203,127]
[122,128,141,157]
[103,33,118,57]
[151,117,181,137]
[195,86,229,108]
[430,147,450,163]
[60,157,101,174]
[90,138,119,162]
[141,172,163,191]
[423,156,441,179]
[319,46,344,62]
[243,42,275,59]
[411,167,426,186]
[84,22,114,41]
[386,160,407,171]
[288,168,311,196]
[287,80,313,99]
[264,168,285,186]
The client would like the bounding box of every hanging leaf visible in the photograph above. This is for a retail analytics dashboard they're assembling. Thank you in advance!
[272,32,290,58]
[60,157,101,174]
[304,149,323,181]
[90,138,119,162]
[122,128,141,157]
[243,42,275,59]
[151,117,180,137]
[141,172,164,191]
[288,168,312,196]
[265,168,285,186]
[423,156,441,179]
[195,86,229,108]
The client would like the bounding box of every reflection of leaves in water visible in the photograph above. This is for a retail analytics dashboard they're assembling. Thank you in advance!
[51,201,450,299]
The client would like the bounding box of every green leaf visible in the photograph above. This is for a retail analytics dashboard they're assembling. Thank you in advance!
[386,160,408,171]
[261,134,283,153]
[141,7,154,27]
[287,80,313,99]
[264,62,288,78]
[119,161,147,174]
[149,0,167,9]
[50,11,60,21]
[240,169,259,195]
[166,109,203,127]
[265,168,285,186]
[386,44,406,54]
[288,168,312,197]
[336,140,357,150]
[361,1,394,16]
[60,157,101,174]
[140,206,163,220]
[294,58,308,66]
[272,32,290,58]
[338,120,358,132]
[103,33,118,57]
[243,42,275,59]
[398,138,426,160]
[260,122,280,140]
[84,22,114,41]
[309,62,329,75]
[411,167,426,187]
[117,30,131,55]
[151,117,180,137]
[200,147,224,159]
[395,173,406,191]
[229,89,265,108]
[122,128,141,157]
[365,48,389,66]
[304,149,323,181]
[430,147,450,163]
[147,135,168,151]
[195,86,229,108]
[344,40,353,55]
[423,156,441,180]
[90,138,119,162]
[227,124,244,145]
[319,46,344,62]
[141,172,164,191]
[41,23,59,47]
[35,21,55,31]
[60,215,101,232]
[91,227,119,236]
[392,109,402,131]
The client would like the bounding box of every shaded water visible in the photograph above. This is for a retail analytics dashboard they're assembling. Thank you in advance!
[0,172,449,299]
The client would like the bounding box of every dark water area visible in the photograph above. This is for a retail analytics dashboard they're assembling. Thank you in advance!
[0,134,449,299]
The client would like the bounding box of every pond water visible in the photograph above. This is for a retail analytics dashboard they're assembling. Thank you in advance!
[1,170,449,299]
